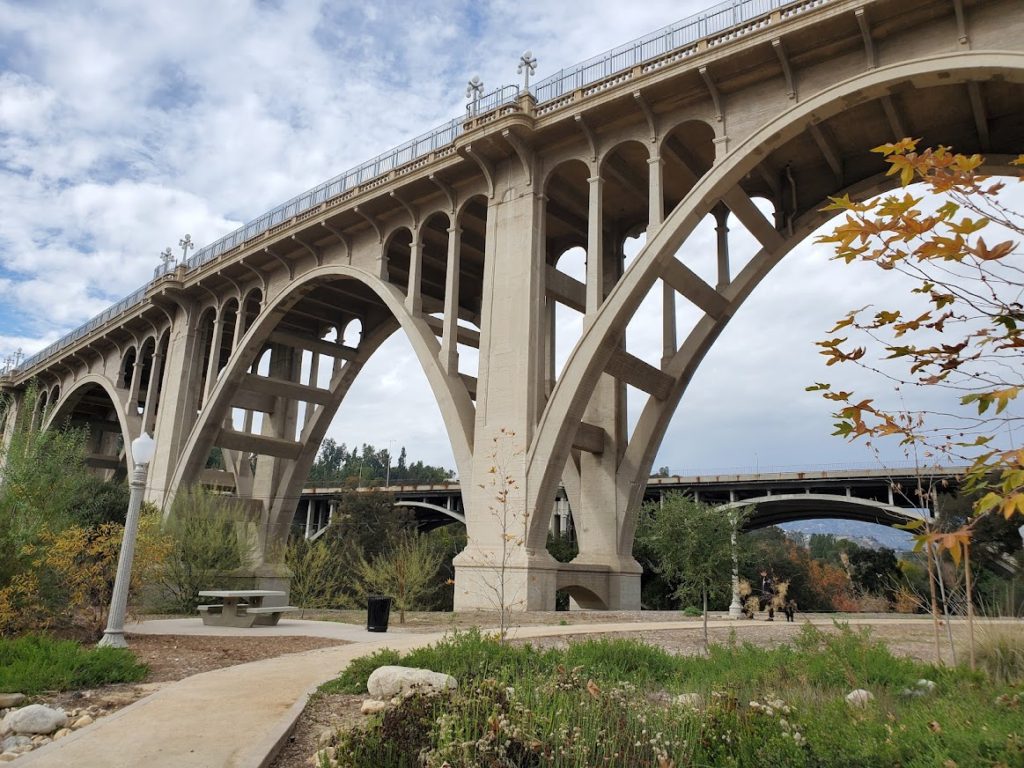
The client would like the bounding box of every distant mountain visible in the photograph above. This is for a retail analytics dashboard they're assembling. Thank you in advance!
[778,519,915,551]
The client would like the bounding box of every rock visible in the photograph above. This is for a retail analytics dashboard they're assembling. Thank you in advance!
[71,715,94,729]
[317,728,335,748]
[360,699,387,715]
[3,704,68,735]
[366,666,457,700]
[845,689,874,708]
[675,693,704,710]
[2,736,31,752]
[0,696,25,710]
[52,728,73,741]
[916,679,937,694]
[0,753,17,763]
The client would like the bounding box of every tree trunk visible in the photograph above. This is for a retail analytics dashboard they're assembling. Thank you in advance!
[965,541,976,671]
[702,586,709,652]
[925,538,943,666]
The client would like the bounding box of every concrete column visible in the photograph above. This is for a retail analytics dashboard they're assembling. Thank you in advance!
[231,301,246,353]
[148,304,205,509]
[714,204,731,290]
[141,349,165,436]
[453,169,559,611]
[304,501,313,539]
[204,309,225,404]
[440,224,462,375]
[406,233,423,315]
[126,355,144,414]
[729,523,744,618]
[586,174,604,313]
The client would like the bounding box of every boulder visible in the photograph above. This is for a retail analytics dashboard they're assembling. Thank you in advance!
[0,696,25,710]
[1,736,30,753]
[675,693,704,710]
[845,689,874,708]
[366,666,457,700]
[3,704,68,735]
[360,699,387,715]
[916,679,937,694]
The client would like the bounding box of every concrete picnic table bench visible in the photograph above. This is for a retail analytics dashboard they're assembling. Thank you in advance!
[196,590,298,627]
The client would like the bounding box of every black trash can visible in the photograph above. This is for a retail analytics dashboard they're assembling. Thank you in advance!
[367,595,392,632]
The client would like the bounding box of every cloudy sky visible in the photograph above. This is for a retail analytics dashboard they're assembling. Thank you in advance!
[0,0,1016,479]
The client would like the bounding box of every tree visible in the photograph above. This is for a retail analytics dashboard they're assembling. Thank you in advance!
[811,140,1024,664]
[636,493,748,649]
[354,531,444,624]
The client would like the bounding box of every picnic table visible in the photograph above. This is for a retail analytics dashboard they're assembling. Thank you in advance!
[196,590,297,627]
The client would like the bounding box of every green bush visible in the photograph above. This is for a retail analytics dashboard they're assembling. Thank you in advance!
[325,624,1024,768]
[0,635,147,694]
[971,623,1024,684]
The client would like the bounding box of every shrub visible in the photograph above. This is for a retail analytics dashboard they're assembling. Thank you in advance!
[0,635,146,694]
[971,623,1024,684]
[154,487,248,612]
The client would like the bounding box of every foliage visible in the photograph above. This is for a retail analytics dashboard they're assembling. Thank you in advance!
[0,385,94,584]
[286,536,355,614]
[153,487,248,612]
[354,531,445,623]
[811,140,1024,556]
[308,438,454,487]
[636,493,748,647]
[324,624,1024,768]
[0,515,167,640]
[316,491,411,560]
[0,634,146,694]
[969,622,1024,684]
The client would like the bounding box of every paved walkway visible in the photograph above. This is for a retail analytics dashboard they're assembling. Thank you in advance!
[11,614,998,768]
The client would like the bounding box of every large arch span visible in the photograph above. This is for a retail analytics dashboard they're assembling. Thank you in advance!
[481,50,1024,610]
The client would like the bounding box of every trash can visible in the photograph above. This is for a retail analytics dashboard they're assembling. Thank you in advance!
[367,595,392,632]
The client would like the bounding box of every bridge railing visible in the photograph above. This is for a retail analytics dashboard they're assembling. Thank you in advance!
[18,0,831,375]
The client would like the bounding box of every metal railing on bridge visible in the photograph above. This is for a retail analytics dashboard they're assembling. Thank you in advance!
[13,0,830,376]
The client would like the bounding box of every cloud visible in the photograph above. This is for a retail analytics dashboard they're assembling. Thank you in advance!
[0,0,1016,481]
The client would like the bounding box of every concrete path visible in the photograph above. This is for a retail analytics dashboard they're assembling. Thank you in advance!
[11,614,995,768]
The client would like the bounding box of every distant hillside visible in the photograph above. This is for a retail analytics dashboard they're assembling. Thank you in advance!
[779,519,915,551]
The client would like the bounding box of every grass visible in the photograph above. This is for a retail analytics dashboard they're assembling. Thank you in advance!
[319,624,1024,768]
[0,635,148,694]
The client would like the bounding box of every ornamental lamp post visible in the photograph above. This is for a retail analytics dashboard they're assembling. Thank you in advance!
[98,432,156,649]
[517,50,537,91]
[466,75,485,115]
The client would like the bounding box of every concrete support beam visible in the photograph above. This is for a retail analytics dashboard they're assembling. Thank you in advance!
[268,330,355,360]
[545,265,586,313]
[241,373,332,406]
[572,421,606,454]
[721,188,784,251]
[661,259,729,320]
[440,225,462,374]
[218,428,303,460]
[231,390,276,414]
[424,315,480,348]
[604,349,672,400]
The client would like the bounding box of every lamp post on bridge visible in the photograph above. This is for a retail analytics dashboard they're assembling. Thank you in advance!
[466,75,484,115]
[98,432,156,648]
[179,233,194,263]
[517,50,537,91]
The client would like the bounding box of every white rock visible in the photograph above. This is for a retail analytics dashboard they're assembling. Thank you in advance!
[675,693,704,710]
[845,689,874,708]
[0,697,25,710]
[366,666,457,700]
[71,715,94,729]
[916,679,936,693]
[52,728,72,741]
[3,705,67,735]
[317,728,335,748]
[1,736,30,752]
[361,699,388,715]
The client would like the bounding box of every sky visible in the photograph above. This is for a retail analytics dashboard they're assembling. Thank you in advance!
[0,0,1017,479]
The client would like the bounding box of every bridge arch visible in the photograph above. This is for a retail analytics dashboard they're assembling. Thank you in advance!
[528,52,1024,563]
[168,264,477,528]
[718,494,926,531]
[46,373,139,477]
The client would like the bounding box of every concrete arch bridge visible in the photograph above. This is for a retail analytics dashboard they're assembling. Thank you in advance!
[1,0,1020,608]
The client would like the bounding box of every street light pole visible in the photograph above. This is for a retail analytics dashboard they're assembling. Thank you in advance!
[98,432,155,648]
